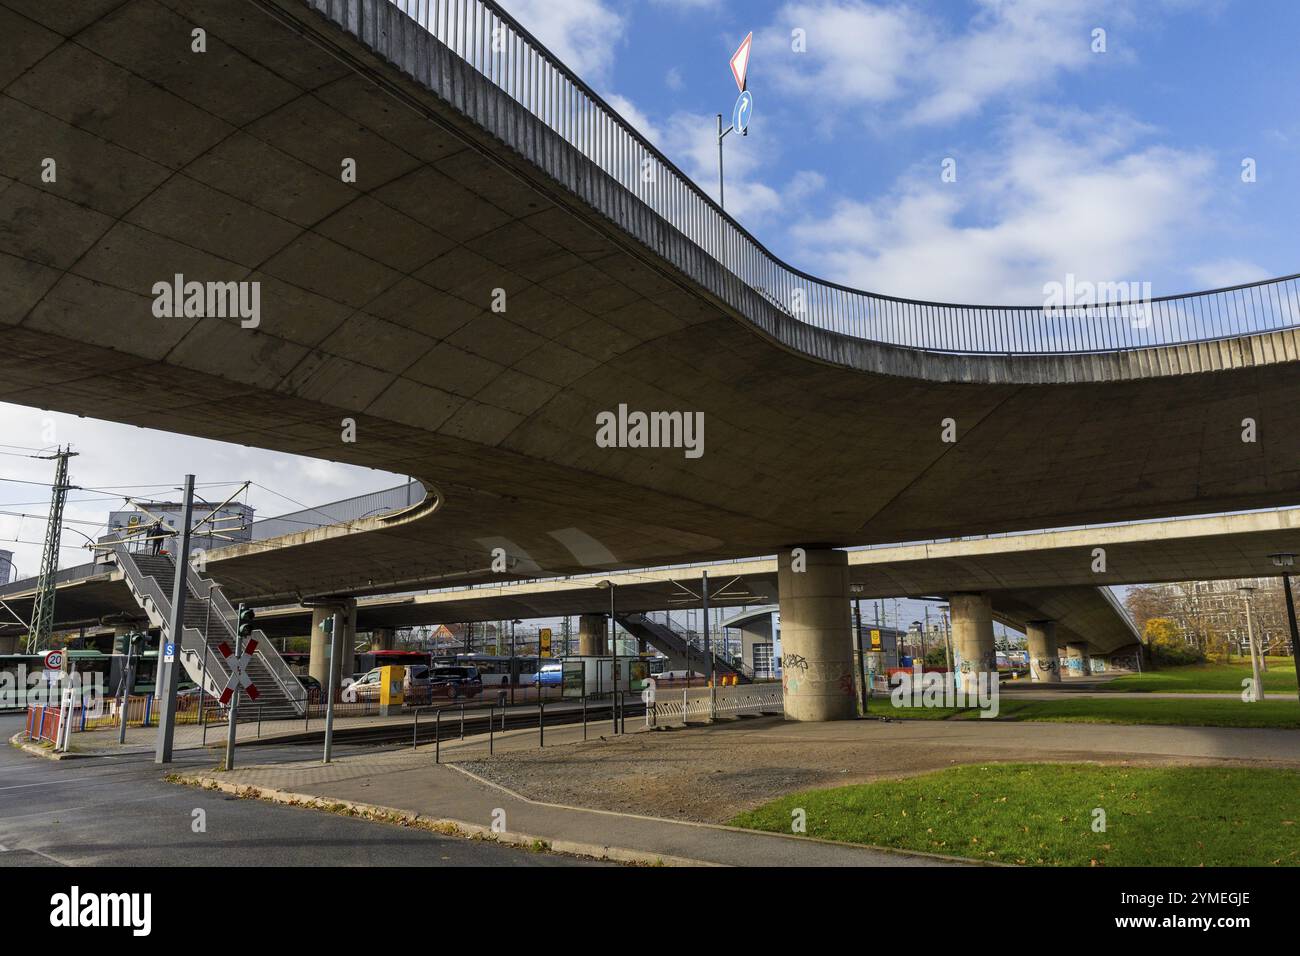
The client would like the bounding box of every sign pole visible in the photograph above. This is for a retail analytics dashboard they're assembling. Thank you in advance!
[58,660,77,752]
[717,31,754,217]
[855,599,868,716]
[703,569,714,721]
[156,473,194,764]
[117,633,138,745]
[323,610,343,763]
[716,113,726,211]
[223,624,240,771]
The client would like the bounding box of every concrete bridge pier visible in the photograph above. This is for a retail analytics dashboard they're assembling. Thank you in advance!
[370,627,396,651]
[309,600,357,686]
[950,592,997,683]
[777,548,856,721]
[1066,642,1091,677]
[578,613,608,656]
[1026,620,1061,683]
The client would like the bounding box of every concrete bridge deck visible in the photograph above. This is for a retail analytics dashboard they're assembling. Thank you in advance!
[1,0,1299,607]
[15,506,1300,655]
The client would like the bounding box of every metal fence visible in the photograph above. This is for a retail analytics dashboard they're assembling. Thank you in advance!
[247,481,425,540]
[25,705,61,744]
[380,0,1299,355]
[647,682,783,727]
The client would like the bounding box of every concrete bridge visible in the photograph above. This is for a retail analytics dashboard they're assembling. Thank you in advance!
[3,0,1298,717]
[17,506,1300,688]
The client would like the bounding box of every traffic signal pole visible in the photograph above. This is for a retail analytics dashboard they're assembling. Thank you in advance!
[323,610,343,763]
[224,603,257,771]
[155,474,194,764]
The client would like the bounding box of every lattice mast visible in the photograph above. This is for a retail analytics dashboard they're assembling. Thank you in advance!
[26,446,78,654]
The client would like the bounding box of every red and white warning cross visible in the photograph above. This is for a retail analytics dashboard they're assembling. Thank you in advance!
[217,640,260,704]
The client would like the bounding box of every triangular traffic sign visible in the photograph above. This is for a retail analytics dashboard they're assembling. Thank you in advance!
[730,32,753,92]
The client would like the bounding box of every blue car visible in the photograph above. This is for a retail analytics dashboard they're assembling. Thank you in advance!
[532,663,563,686]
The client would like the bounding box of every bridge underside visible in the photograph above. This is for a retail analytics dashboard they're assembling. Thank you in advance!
[2,0,1298,604]
[0,568,1135,655]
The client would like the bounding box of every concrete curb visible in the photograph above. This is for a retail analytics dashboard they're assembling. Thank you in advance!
[446,763,998,867]
[8,731,81,761]
[171,773,716,868]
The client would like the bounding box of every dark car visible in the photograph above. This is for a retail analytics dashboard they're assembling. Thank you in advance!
[429,666,483,699]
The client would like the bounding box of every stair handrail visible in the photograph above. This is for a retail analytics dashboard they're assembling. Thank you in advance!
[113,546,232,690]
[631,609,746,677]
[184,564,305,707]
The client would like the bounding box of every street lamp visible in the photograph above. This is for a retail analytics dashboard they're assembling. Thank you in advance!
[117,630,142,745]
[597,581,617,732]
[938,603,953,673]
[1238,585,1263,702]
[509,618,521,706]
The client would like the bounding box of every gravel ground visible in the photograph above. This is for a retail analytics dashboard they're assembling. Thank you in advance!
[453,716,1267,823]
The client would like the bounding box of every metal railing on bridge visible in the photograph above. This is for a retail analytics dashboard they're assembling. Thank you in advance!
[380,0,1299,355]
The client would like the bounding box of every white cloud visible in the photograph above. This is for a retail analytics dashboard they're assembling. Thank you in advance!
[501,0,625,80]
[760,1,931,105]
[788,113,1215,302]
[0,404,404,579]
[1187,259,1273,290]
[759,0,1133,127]
[911,0,1112,126]
[648,0,723,9]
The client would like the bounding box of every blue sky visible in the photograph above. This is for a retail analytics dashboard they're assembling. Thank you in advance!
[507,0,1300,303]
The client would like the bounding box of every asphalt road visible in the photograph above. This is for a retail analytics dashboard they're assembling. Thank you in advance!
[0,716,599,867]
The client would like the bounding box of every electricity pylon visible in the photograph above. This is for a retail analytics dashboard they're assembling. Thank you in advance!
[26,446,79,654]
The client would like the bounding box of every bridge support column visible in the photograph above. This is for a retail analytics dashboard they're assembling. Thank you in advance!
[309,601,357,685]
[1066,642,1091,676]
[371,627,396,651]
[950,593,997,686]
[578,613,607,656]
[309,607,332,687]
[342,602,357,678]
[1026,620,1061,683]
[777,548,855,721]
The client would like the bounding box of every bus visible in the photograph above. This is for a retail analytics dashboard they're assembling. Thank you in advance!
[433,653,539,687]
[0,645,175,710]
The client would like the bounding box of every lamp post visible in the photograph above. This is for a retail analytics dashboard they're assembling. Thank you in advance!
[510,618,521,706]
[1270,554,1300,703]
[938,604,953,674]
[597,581,617,727]
[854,597,866,716]
[1238,585,1262,702]
[117,631,141,745]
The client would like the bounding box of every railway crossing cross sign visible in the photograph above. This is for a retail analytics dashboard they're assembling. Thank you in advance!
[217,640,260,704]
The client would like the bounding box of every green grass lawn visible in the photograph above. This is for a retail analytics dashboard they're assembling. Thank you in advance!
[866,692,1300,728]
[730,763,1300,866]
[1107,660,1296,694]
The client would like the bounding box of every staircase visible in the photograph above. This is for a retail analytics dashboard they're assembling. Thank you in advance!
[115,547,305,720]
[618,612,752,683]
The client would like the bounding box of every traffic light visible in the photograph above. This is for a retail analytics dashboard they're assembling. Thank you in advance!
[237,604,256,639]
